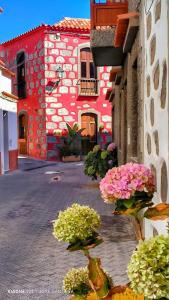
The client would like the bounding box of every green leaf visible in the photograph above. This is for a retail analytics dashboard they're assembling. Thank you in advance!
[73,123,79,131]
[123,198,135,209]
[67,234,103,252]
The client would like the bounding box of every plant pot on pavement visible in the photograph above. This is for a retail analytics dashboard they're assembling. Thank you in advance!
[62,155,81,162]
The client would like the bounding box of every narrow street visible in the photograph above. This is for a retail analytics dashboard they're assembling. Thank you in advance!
[0,159,136,300]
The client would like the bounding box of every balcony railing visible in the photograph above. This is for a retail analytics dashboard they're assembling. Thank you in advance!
[91,0,128,29]
[78,79,99,96]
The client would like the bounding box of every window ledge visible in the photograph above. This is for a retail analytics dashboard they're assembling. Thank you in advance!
[78,93,99,97]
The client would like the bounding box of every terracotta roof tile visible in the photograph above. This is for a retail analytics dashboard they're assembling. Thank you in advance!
[55,17,90,31]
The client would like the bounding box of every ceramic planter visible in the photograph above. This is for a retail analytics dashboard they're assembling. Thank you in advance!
[62,155,81,162]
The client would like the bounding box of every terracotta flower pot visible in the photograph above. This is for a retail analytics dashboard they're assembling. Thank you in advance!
[110,286,144,300]
[62,155,81,162]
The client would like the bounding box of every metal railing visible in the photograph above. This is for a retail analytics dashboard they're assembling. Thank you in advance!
[78,79,99,96]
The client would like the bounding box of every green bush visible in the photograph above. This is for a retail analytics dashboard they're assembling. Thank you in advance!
[60,123,84,157]
[84,143,117,180]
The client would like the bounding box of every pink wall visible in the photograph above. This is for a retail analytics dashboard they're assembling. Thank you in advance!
[1,26,112,160]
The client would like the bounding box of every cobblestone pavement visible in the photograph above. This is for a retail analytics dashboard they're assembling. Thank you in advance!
[0,159,136,300]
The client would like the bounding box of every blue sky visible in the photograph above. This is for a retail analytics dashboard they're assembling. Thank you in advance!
[0,0,90,43]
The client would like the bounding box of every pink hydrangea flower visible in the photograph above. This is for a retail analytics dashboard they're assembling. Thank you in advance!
[100,163,155,203]
[107,143,116,152]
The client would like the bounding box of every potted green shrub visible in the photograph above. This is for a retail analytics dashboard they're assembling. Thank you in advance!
[84,143,117,180]
[60,123,84,162]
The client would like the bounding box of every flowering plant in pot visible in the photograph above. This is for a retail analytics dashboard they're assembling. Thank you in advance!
[128,234,169,300]
[84,143,117,181]
[63,267,114,300]
[100,163,155,240]
[52,203,145,300]
[52,203,112,299]
[63,267,92,300]
[99,162,169,299]
[60,123,84,162]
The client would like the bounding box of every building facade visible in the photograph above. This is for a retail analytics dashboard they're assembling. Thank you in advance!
[0,18,112,161]
[90,0,169,237]
[143,0,169,237]
[0,59,18,174]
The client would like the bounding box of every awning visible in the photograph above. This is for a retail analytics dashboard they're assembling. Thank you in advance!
[1,91,18,102]
[109,66,122,82]
[0,62,15,77]
[105,87,115,101]
[114,12,139,48]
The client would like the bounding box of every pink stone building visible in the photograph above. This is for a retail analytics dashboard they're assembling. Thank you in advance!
[0,18,112,160]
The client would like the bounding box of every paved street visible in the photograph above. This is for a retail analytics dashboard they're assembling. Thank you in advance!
[0,158,136,300]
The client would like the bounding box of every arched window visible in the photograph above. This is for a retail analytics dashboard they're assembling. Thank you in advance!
[79,47,98,96]
[16,51,26,99]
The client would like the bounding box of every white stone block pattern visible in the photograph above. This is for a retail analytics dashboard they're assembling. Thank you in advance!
[46,122,57,129]
[56,56,65,63]
[102,115,111,122]
[46,108,56,115]
[44,41,54,48]
[59,86,68,94]
[55,42,66,49]
[64,116,75,122]
[46,97,58,103]
[51,116,63,122]
[58,108,69,116]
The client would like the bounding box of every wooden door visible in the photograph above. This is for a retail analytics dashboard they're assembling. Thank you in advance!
[18,113,27,155]
[81,113,97,154]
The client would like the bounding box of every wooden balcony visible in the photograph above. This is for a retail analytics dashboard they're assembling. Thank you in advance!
[91,0,128,29]
[78,79,99,96]
[90,0,128,67]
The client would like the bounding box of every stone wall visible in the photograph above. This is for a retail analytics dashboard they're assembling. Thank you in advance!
[113,30,143,165]
[44,32,112,160]
[143,0,169,237]
[128,0,141,12]
[1,27,112,160]
[1,29,47,159]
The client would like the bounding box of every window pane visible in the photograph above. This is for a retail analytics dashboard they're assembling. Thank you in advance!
[90,62,96,79]
[17,51,26,99]
[81,62,86,78]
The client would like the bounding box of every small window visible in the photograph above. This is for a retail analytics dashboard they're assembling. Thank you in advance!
[17,51,26,99]
[90,62,96,79]
[81,62,87,78]
[79,47,98,95]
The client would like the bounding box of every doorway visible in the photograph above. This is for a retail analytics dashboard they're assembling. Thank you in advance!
[3,110,9,172]
[81,113,98,155]
[18,113,28,155]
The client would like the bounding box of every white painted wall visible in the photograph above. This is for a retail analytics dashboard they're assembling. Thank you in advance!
[0,69,12,93]
[0,64,18,173]
[143,0,169,237]
[8,112,18,151]
[0,109,4,173]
